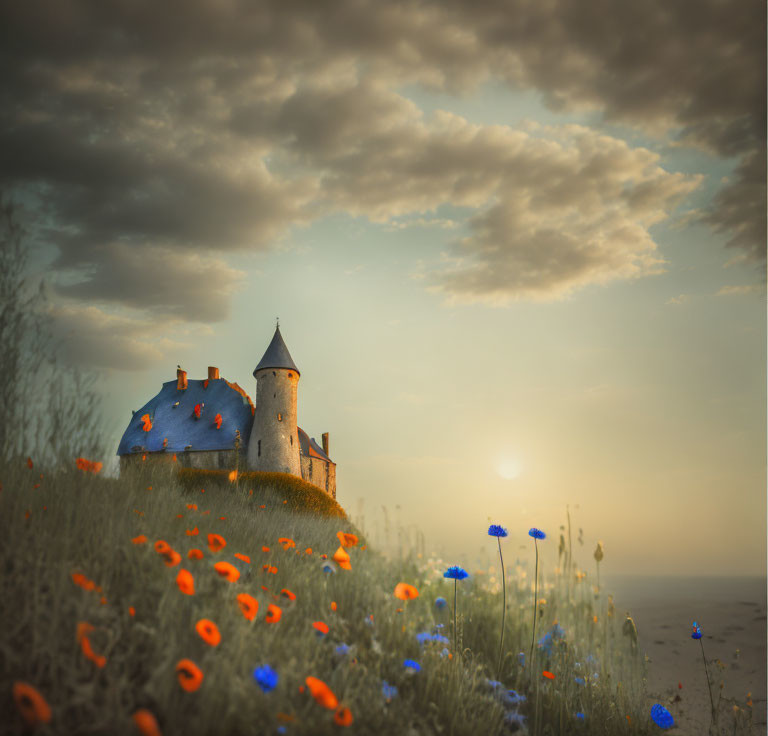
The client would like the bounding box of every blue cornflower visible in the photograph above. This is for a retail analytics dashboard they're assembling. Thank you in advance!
[382,681,398,702]
[432,634,450,645]
[506,690,527,706]
[433,623,445,630]
[528,528,546,539]
[574,677,586,686]
[575,712,585,721]
[439,647,451,658]
[443,565,469,580]
[488,524,508,537]
[517,652,525,666]
[435,596,448,609]
[335,643,350,656]
[650,704,675,729]
[403,659,421,672]
[538,631,554,656]
[321,561,337,574]
[552,623,566,639]
[691,621,702,639]
[252,665,278,693]
[486,679,503,690]
[416,631,432,645]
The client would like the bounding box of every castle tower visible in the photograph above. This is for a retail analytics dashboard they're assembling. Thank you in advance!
[247,325,301,475]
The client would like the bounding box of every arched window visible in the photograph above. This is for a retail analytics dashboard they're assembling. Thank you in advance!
[258,440,261,457]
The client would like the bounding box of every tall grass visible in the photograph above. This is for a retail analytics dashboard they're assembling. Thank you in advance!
[0,460,757,735]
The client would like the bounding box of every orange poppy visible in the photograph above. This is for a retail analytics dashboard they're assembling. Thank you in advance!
[140,413,152,431]
[80,633,107,668]
[129,606,136,617]
[219,516,227,521]
[265,604,282,623]
[278,537,296,550]
[188,549,204,560]
[214,413,222,429]
[331,601,337,611]
[213,561,240,582]
[236,593,259,621]
[132,709,162,736]
[336,532,358,548]
[26,457,33,470]
[176,659,203,692]
[280,589,296,601]
[160,549,182,567]
[313,621,329,635]
[334,706,353,727]
[195,619,221,646]
[154,540,171,555]
[305,547,313,555]
[332,547,351,571]
[234,553,251,564]
[262,546,270,552]
[228,469,238,482]
[394,583,419,601]
[187,503,198,510]
[305,677,338,710]
[320,554,328,559]
[176,569,195,595]
[76,457,103,473]
[12,682,51,726]
[208,533,226,553]
[71,572,96,591]
[186,527,199,536]
[260,504,266,509]
[176,514,183,518]
[542,670,555,680]
[261,585,269,592]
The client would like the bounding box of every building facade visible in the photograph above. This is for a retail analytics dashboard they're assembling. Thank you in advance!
[117,326,336,497]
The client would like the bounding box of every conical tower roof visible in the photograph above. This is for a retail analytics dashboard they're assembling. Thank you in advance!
[253,326,300,377]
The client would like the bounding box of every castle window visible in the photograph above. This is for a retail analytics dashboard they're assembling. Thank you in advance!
[288,372,293,378]
[277,412,282,421]
[258,440,261,457]
[290,435,293,446]
[272,371,276,376]
[309,459,313,479]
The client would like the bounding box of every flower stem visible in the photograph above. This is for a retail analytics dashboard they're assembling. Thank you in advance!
[529,538,539,671]
[699,637,716,724]
[453,578,458,654]
[497,537,506,676]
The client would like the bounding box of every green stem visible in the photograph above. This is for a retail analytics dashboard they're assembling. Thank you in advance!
[497,537,506,676]
[453,578,458,654]
[699,637,716,723]
[529,538,539,670]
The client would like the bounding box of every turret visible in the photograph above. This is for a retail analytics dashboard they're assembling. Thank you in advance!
[247,325,301,475]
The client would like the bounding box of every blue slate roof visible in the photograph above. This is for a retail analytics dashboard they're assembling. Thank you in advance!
[298,427,332,462]
[254,326,300,376]
[117,378,255,455]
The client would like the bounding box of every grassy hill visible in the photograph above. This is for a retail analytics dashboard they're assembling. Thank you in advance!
[0,460,756,735]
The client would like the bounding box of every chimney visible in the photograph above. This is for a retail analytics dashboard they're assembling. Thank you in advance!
[322,432,330,457]
[208,366,220,381]
[177,368,188,390]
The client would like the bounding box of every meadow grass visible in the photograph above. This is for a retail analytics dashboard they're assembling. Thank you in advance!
[0,460,757,735]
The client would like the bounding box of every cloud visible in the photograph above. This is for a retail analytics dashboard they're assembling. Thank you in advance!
[716,284,763,297]
[54,244,247,321]
[0,0,761,323]
[48,304,194,370]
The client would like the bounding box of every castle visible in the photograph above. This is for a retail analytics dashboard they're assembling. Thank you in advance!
[116,325,336,497]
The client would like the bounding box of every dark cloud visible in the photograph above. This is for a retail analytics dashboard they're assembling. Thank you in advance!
[48,303,197,370]
[0,0,762,321]
[55,244,246,321]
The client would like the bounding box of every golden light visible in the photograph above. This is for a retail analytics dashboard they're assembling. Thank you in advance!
[496,456,522,480]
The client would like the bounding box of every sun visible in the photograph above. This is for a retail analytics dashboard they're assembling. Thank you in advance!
[496,457,522,481]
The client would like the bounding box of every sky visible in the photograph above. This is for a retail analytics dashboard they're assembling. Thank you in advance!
[1,0,765,577]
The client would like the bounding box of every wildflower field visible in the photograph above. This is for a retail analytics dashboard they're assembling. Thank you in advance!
[0,460,758,735]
